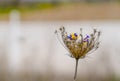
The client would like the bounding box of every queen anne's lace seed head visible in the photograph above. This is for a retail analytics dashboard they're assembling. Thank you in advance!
[55,26,101,60]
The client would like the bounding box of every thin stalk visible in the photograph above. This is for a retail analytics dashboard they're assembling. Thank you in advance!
[74,59,79,81]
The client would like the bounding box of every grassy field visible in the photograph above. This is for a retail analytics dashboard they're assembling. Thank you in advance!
[0,3,120,21]
[0,3,56,21]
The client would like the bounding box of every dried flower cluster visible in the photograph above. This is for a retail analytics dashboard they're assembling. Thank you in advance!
[55,26,101,80]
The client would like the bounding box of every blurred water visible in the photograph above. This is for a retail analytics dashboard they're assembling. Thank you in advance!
[0,20,120,81]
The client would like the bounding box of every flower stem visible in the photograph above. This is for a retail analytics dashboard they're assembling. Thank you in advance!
[74,59,79,81]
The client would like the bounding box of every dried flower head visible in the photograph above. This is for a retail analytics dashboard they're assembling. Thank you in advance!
[55,26,101,80]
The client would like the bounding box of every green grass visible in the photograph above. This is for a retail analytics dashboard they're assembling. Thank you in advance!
[0,2,59,14]
[0,2,120,14]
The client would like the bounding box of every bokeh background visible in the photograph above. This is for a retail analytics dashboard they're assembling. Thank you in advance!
[0,0,120,81]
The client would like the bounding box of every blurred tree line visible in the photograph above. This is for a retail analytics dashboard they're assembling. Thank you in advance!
[0,0,120,6]
[0,0,119,13]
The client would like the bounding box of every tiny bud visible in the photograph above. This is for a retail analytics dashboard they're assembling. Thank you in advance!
[59,27,62,31]
[80,28,82,33]
[98,31,101,36]
[93,29,97,34]
[54,30,57,34]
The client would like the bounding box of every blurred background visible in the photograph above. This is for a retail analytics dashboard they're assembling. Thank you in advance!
[0,0,120,81]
